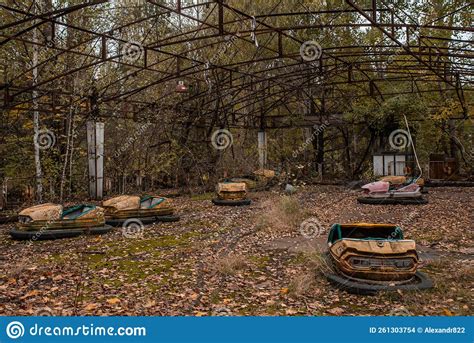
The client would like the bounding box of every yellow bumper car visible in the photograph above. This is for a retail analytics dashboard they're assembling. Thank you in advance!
[103,195,179,226]
[325,223,432,294]
[10,203,112,240]
[212,182,251,206]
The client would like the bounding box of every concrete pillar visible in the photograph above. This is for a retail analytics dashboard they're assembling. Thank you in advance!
[86,121,104,200]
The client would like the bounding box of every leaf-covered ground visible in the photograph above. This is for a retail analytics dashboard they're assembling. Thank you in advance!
[0,186,472,316]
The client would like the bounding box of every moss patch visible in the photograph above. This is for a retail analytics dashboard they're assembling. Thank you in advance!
[190,193,214,201]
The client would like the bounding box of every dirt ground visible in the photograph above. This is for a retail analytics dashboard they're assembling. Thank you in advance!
[0,186,472,316]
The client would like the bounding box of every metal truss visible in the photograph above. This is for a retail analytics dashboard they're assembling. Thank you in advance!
[0,0,472,129]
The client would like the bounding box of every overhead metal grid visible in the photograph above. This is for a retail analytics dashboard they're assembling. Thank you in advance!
[0,0,472,129]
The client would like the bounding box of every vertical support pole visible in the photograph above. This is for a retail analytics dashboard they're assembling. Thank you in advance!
[101,36,107,60]
[32,1,43,202]
[258,131,267,170]
[258,92,267,170]
[51,22,55,43]
[86,121,104,200]
[390,11,394,36]
[95,122,104,200]
[4,84,10,106]
[278,32,283,57]
[372,0,376,21]
[86,121,97,199]
[218,0,224,35]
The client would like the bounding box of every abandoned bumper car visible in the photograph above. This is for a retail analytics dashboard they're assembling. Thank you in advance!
[379,175,426,192]
[225,169,276,192]
[10,203,112,240]
[102,195,179,226]
[212,182,251,206]
[357,180,427,205]
[325,223,433,295]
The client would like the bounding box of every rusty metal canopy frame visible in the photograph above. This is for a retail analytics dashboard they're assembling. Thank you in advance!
[0,0,472,129]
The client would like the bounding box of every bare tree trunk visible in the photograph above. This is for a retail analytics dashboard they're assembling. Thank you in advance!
[32,1,43,202]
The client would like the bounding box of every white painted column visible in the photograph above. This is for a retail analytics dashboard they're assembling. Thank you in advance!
[258,130,267,170]
[86,121,104,199]
[86,121,96,199]
[95,122,104,200]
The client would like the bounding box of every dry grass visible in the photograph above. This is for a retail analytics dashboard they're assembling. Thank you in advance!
[256,196,307,232]
[215,254,249,275]
[288,273,315,297]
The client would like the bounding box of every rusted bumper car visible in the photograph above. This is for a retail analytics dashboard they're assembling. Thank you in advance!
[325,223,432,294]
[226,169,276,191]
[212,182,251,206]
[379,175,427,193]
[103,195,179,226]
[357,181,427,205]
[10,203,112,240]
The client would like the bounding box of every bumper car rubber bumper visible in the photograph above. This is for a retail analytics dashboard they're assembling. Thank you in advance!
[326,270,433,295]
[357,196,428,205]
[10,225,114,241]
[106,215,180,226]
[212,198,251,206]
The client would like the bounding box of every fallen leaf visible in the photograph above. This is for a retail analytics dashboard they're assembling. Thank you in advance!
[20,290,39,300]
[144,300,156,308]
[84,303,99,311]
[327,307,344,315]
[442,308,454,316]
[106,298,121,305]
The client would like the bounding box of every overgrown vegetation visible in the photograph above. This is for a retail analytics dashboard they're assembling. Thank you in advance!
[0,0,472,203]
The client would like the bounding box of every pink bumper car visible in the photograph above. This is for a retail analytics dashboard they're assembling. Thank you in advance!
[358,181,427,205]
